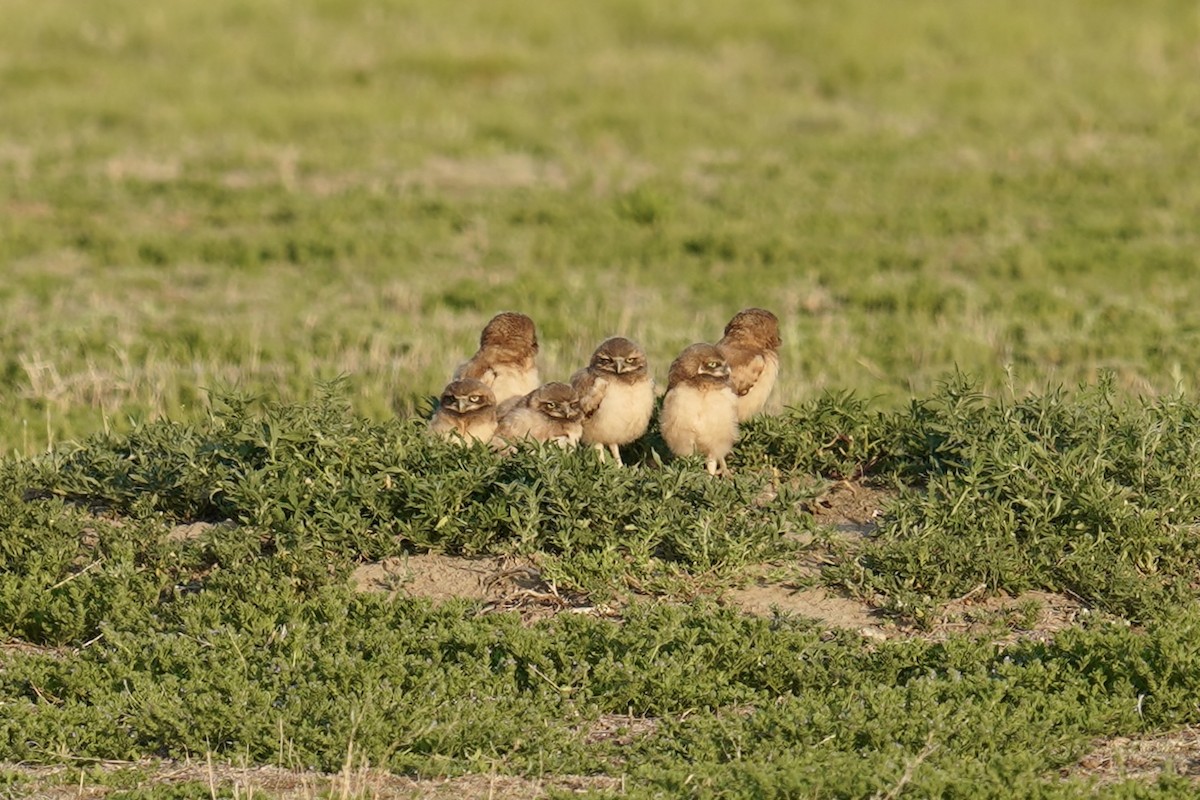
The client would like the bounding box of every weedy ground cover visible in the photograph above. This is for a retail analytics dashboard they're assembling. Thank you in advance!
[4,0,1200,795]
[3,382,1200,797]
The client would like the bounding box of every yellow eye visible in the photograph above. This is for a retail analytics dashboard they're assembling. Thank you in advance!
[706,361,720,369]
[546,401,557,409]
[469,395,481,403]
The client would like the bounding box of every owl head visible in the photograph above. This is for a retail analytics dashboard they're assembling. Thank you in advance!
[667,343,731,389]
[480,312,539,355]
[438,378,496,415]
[528,382,582,421]
[588,336,648,378]
[722,308,781,350]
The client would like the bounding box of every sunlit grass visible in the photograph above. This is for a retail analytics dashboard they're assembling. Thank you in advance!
[4,1,1200,795]
[2,0,1200,453]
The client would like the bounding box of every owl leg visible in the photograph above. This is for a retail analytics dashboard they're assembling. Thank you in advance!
[608,443,623,466]
[593,442,607,462]
[707,456,731,477]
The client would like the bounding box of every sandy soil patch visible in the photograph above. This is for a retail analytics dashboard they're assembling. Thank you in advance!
[808,479,893,535]
[351,553,593,618]
[1063,726,1200,786]
[1,760,622,800]
[726,482,1088,644]
[928,589,1084,644]
[726,583,888,633]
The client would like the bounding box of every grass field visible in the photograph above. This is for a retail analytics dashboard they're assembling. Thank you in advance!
[4,0,1200,797]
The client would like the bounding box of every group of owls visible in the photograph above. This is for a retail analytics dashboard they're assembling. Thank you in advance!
[428,308,781,475]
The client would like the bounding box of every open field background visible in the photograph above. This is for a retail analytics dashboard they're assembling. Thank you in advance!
[3,0,1200,452]
[4,0,1200,797]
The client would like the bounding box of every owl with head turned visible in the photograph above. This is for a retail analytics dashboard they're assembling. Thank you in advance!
[717,307,781,421]
[453,312,540,406]
[571,336,655,465]
[492,382,583,452]
[428,378,498,445]
[659,343,739,476]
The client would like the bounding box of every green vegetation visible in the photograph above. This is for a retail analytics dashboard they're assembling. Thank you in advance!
[5,382,1200,796]
[3,0,1200,796]
[2,0,1199,453]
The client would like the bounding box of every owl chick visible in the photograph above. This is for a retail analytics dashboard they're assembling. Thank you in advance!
[453,312,540,405]
[428,378,498,444]
[493,382,583,451]
[659,343,738,476]
[571,337,654,465]
[716,308,781,421]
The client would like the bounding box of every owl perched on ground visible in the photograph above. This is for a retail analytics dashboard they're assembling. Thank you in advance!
[492,382,583,451]
[659,343,739,476]
[428,379,498,444]
[571,337,655,465]
[716,308,781,421]
[453,312,540,405]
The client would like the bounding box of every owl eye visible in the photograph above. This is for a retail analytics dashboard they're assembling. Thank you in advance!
[545,401,557,409]
[468,395,482,403]
[706,361,720,369]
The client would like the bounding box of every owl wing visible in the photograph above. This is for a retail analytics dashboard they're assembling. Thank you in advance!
[454,357,497,386]
[724,348,766,397]
[491,405,531,452]
[495,395,524,420]
[428,411,455,436]
[571,368,608,419]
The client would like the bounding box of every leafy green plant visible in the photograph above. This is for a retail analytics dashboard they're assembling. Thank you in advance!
[833,377,1200,622]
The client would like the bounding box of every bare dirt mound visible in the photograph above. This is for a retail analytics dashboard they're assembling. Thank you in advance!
[726,481,894,636]
[726,582,1086,644]
[2,760,621,800]
[726,482,1089,644]
[351,483,1089,649]
[1063,726,1200,786]
[808,480,893,535]
[928,589,1085,644]
[725,584,888,634]
[351,553,589,617]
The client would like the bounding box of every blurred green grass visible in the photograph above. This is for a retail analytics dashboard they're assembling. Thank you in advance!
[2,0,1199,453]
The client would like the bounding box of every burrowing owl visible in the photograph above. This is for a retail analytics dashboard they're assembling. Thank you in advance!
[428,378,497,444]
[717,307,780,421]
[453,312,540,405]
[493,382,583,451]
[659,343,738,476]
[571,337,654,465]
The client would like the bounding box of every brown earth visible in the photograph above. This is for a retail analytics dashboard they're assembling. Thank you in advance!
[1,760,622,799]
[350,553,596,619]
[348,482,1088,646]
[1063,726,1200,786]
